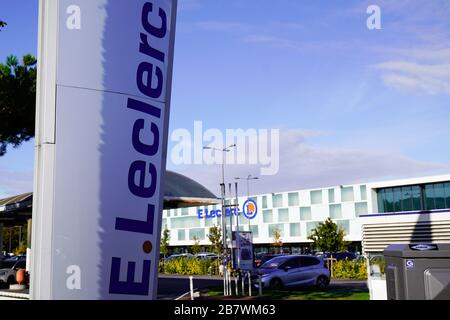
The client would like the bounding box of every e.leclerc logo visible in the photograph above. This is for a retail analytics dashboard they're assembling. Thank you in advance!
[198,199,258,220]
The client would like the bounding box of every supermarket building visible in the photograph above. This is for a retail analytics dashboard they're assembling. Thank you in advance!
[162,174,450,255]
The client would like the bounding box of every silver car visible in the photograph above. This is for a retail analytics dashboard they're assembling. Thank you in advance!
[255,255,330,290]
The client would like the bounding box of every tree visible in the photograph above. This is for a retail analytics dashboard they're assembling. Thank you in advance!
[0,54,37,156]
[160,225,170,258]
[207,225,223,258]
[271,228,283,253]
[191,236,202,255]
[307,218,349,252]
[0,20,6,30]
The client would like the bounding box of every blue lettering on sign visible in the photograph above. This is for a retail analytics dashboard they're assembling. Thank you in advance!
[198,199,258,220]
[109,1,168,296]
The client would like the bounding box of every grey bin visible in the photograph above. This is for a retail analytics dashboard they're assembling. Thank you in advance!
[384,243,450,300]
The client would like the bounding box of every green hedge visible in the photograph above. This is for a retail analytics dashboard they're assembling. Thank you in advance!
[332,259,367,280]
[159,258,221,276]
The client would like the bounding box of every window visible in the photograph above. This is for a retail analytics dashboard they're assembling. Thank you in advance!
[355,202,368,217]
[281,257,301,269]
[341,187,354,202]
[393,187,402,212]
[189,228,205,240]
[250,225,259,238]
[300,207,311,220]
[377,182,450,213]
[328,189,335,203]
[290,223,301,237]
[263,210,273,223]
[306,222,319,236]
[300,257,320,267]
[162,219,167,228]
[272,194,283,208]
[434,183,446,209]
[278,208,289,222]
[329,204,342,219]
[446,183,450,208]
[166,211,170,217]
[269,224,284,237]
[205,216,216,227]
[336,220,350,235]
[171,216,200,229]
[262,196,268,209]
[360,185,367,201]
[178,230,185,241]
[288,192,299,206]
[310,190,322,205]
[401,186,413,212]
[181,207,189,216]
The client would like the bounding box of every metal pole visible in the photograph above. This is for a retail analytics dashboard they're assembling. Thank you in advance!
[235,182,240,271]
[228,183,234,270]
[248,271,252,296]
[235,274,238,296]
[247,178,250,230]
[189,276,194,300]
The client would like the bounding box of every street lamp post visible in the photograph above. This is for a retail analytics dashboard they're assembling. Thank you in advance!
[203,143,236,296]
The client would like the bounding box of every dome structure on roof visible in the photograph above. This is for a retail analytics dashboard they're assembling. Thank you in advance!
[163,171,219,209]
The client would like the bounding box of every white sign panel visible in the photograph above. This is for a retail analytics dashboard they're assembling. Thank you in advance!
[31,0,177,299]
[234,231,254,271]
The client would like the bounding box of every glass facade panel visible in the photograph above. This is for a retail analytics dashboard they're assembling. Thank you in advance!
[189,228,205,240]
[262,196,268,209]
[268,224,284,238]
[434,183,446,209]
[300,207,312,220]
[272,194,283,208]
[355,202,368,217]
[162,218,167,228]
[412,186,422,210]
[205,216,216,227]
[336,220,350,235]
[393,187,402,212]
[171,216,200,229]
[311,190,322,205]
[328,189,335,203]
[341,187,354,202]
[425,185,435,210]
[401,186,413,212]
[288,192,299,206]
[306,222,319,236]
[263,209,273,223]
[377,189,385,213]
[446,183,450,208]
[290,223,301,237]
[385,188,394,212]
[360,185,367,201]
[181,207,189,216]
[178,230,185,241]
[329,204,342,219]
[250,225,259,238]
[278,208,289,222]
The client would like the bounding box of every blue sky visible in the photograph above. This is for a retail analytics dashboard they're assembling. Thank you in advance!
[1,0,450,197]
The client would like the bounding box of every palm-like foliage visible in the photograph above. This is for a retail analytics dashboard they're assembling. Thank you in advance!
[0,54,37,156]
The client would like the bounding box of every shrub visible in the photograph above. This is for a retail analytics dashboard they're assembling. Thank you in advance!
[332,259,367,280]
[159,257,221,276]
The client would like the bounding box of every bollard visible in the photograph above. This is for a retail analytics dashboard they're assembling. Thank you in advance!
[235,275,239,296]
[189,276,194,300]
[258,275,262,296]
[248,271,252,297]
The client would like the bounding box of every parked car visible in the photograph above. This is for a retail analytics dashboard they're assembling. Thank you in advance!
[0,258,26,286]
[254,253,285,268]
[195,253,219,260]
[254,255,330,290]
[164,253,194,262]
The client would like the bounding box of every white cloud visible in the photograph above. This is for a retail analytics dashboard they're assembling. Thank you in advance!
[373,59,450,95]
[171,129,448,196]
[0,168,33,198]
